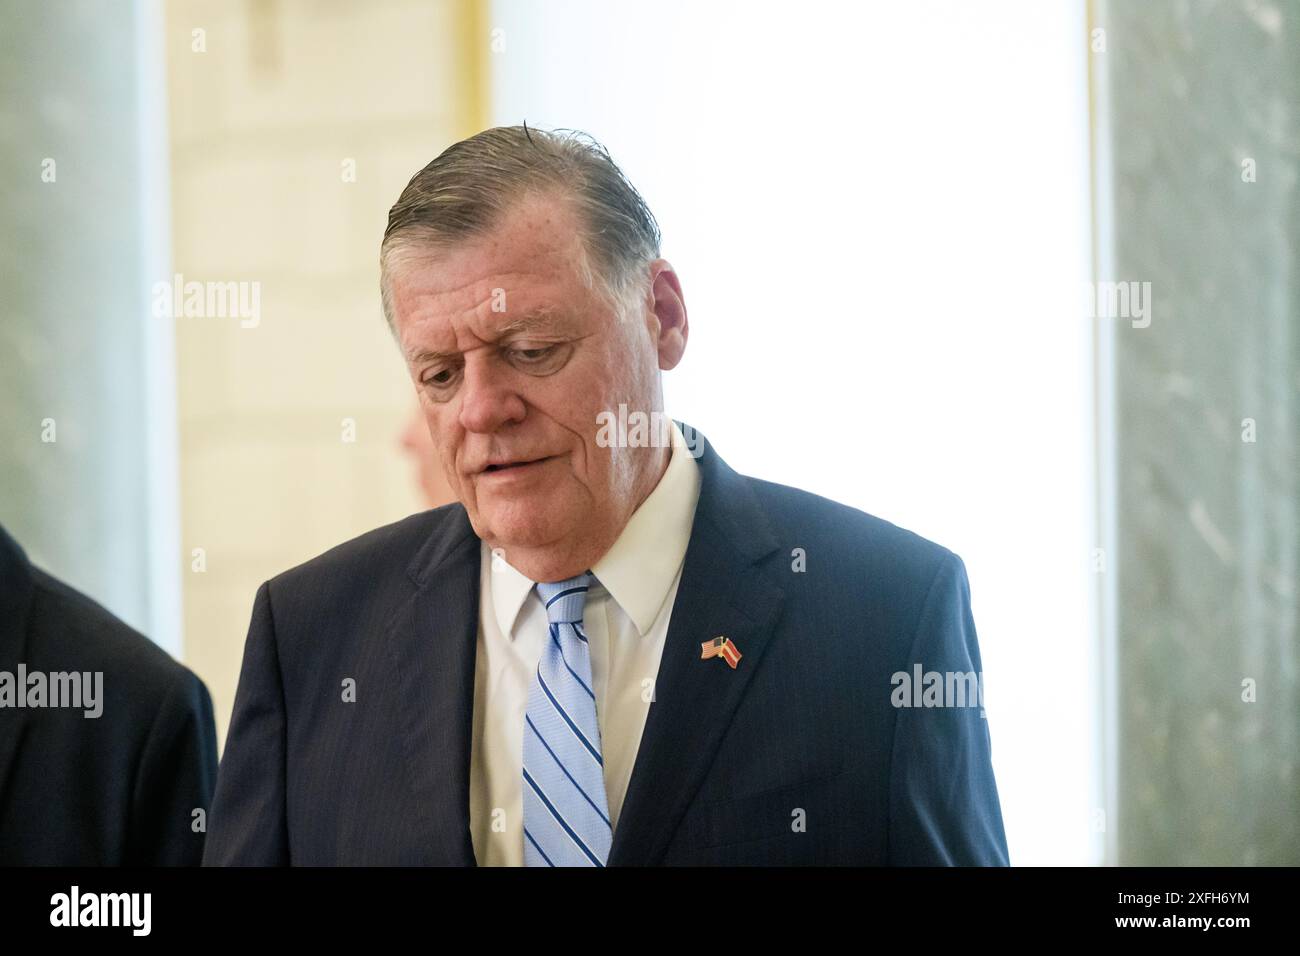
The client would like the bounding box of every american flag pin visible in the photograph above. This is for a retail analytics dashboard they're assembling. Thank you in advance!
[700,635,742,669]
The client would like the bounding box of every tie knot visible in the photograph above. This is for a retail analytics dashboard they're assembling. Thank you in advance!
[536,572,593,626]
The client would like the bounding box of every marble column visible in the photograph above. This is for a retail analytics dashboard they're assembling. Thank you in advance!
[0,0,179,651]
[1096,0,1298,864]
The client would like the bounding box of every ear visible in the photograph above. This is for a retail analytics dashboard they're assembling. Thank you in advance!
[647,259,688,371]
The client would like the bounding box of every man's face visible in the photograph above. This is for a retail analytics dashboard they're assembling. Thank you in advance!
[387,191,679,577]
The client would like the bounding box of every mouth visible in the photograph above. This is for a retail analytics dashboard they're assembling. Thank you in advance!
[480,455,554,475]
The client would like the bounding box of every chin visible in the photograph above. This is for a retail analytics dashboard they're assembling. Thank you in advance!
[477,504,574,552]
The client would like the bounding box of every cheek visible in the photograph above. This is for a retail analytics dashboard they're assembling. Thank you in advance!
[581,434,625,492]
[426,424,460,480]
[443,444,464,483]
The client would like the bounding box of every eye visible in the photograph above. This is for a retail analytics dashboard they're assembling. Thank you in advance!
[420,365,462,400]
[503,342,572,375]
[510,345,556,362]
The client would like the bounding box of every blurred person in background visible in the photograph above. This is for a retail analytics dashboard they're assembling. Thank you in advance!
[399,403,458,509]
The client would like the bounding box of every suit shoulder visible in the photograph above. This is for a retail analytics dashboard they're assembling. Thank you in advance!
[743,475,960,585]
[266,505,465,594]
[27,569,204,700]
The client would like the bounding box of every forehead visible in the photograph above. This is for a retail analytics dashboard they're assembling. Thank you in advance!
[389,192,596,351]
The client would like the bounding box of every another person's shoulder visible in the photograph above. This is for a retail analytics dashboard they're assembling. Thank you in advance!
[27,564,202,704]
[21,566,213,765]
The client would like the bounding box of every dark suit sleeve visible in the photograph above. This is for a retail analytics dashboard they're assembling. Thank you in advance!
[887,553,1010,865]
[203,581,290,865]
[126,669,219,865]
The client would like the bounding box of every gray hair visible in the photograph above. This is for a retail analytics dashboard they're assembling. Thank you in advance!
[379,124,662,330]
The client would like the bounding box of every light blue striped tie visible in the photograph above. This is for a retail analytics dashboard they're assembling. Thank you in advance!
[523,572,613,867]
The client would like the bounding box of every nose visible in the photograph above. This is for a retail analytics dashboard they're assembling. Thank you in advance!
[458,353,526,435]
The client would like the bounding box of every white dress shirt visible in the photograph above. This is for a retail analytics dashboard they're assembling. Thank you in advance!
[468,420,702,866]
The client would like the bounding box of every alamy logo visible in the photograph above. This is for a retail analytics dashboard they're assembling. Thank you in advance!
[50,886,151,936]
[0,665,102,718]
[594,404,703,458]
[891,664,985,714]
[1082,280,1152,328]
[151,272,261,328]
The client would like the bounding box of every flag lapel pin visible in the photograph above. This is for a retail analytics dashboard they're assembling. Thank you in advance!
[700,635,742,669]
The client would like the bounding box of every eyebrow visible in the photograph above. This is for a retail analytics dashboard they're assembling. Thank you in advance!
[404,307,570,366]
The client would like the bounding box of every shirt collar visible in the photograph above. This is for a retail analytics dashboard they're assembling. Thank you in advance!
[488,419,702,639]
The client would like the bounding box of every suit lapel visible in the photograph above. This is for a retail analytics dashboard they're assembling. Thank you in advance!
[386,507,480,865]
[608,425,785,865]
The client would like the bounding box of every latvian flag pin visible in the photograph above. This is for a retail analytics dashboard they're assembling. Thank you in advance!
[700,635,742,669]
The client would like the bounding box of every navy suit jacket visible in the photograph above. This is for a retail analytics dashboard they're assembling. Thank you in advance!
[0,526,218,865]
[203,425,1009,865]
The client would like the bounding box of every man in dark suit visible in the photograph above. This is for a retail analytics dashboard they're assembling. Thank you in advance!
[204,125,1009,866]
[0,525,218,864]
